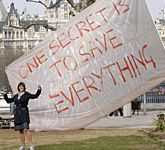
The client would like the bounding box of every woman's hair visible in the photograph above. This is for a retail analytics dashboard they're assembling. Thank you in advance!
[17,82,26,92]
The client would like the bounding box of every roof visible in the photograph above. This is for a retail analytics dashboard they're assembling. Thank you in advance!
[66,0,74,8]
[8,3,19,19]
[20,19,48,32]
[49,0,61,8]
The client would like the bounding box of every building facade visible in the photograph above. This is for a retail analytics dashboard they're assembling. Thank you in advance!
[44,0,76,29]
[0,1,76,53]
[0,0,77,88]
[155,18,165,46]
[0,0,96,53]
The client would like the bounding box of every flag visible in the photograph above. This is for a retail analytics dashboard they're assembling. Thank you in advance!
[6,0,165,131]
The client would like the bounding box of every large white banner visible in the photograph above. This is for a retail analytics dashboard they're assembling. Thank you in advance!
[6,0,165,130]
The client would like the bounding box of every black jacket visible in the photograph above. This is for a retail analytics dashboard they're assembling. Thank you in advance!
[4,88,41,125]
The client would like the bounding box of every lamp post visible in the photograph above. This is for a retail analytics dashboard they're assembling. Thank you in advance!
[143,93,147,115]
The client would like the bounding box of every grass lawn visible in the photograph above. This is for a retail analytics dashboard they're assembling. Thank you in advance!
[36,135,165,150]
[0,129,165,150]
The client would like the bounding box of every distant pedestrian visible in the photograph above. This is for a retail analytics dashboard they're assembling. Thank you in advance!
[4,82,41,150]
[109,107,123,116]
[131,98,141,115]
[118,107,123,116]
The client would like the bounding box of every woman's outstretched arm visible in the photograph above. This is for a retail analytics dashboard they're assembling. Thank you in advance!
[28,85,42,99]
[4,94,14,103]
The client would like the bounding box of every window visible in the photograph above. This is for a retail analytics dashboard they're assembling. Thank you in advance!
[8,32,11,39]
[12,31,15,39]
[20,31,23,38]
[5,31,7,38]
[16,32,19,38]
[55,8,58,18]
[50,13,54,18]
[64,13,68,19]
[64,3,68,11]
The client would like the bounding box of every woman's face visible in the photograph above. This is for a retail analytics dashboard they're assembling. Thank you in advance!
[18,85,25,92]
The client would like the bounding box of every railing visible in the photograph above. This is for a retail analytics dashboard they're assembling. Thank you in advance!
[138,95,165,103]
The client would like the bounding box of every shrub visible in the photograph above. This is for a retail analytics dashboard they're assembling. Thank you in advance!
[154,113,165,132]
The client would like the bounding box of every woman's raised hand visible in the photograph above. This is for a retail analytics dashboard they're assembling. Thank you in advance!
[38,85,42,90]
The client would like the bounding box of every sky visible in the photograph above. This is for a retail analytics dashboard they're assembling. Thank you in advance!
[2,0,165,19]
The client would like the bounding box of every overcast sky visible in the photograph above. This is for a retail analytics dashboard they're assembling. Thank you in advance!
[2,0,165,19]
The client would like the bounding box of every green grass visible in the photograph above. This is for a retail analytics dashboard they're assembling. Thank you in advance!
[1,129,165,150]
[36,135,165,150]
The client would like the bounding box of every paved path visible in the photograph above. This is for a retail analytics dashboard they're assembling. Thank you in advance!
[87,110,165,129]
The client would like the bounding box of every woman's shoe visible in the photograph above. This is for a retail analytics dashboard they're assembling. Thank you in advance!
[19,146,25,150]
[28,145,35,150]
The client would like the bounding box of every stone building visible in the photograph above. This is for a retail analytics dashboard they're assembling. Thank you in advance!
[0,0,76,53]
[0,3,48,54]
[44,0,76,28]
[0,0,96,53]
[0,0,76,88]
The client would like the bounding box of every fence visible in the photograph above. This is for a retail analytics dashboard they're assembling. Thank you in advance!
[138,95,165,103]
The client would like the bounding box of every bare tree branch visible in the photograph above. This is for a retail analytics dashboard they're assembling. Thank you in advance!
[26,0,48,8]
[26,0,77,10]
[26,0,67,9]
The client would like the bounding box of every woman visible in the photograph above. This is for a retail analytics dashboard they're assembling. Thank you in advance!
[4,82,42,150]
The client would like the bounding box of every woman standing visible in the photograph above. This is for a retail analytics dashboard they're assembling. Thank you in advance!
[4,82,42,150]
